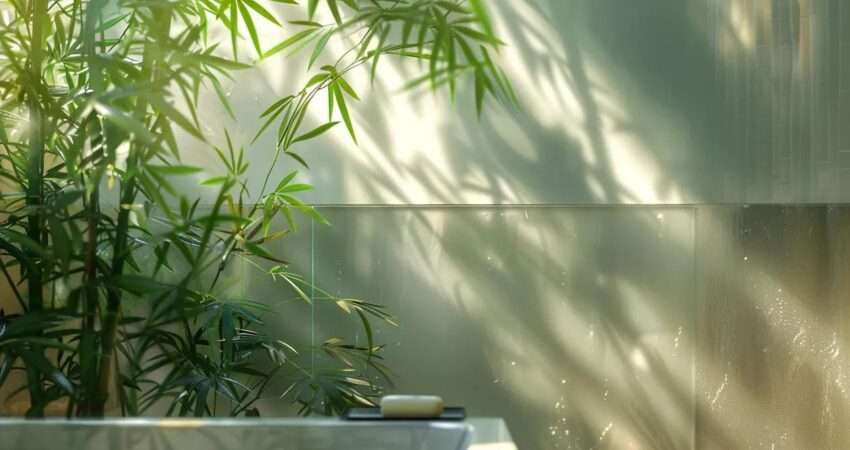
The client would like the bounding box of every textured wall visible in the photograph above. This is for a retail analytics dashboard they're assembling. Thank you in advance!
[180,0,850,205]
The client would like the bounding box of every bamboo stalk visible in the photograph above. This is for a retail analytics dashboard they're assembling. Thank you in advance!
[80,0,107,417]
[90,2,170,416]
[91,176,135,416]
[25,0,47,312]
[23,0,49,417]
[77,186,100,416]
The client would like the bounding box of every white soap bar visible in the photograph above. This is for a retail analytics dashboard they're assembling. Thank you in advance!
[380,395,444,418]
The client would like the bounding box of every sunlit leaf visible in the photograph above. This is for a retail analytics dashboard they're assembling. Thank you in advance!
[331,84,356,143]
[263,29,320,60]
[290,121,338,145]
[309,29,334,68]
[242,0,281,26]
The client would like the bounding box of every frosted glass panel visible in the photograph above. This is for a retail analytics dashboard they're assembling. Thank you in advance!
[305,206,696,450]
[695,206,850,450]
[242,205,850,449]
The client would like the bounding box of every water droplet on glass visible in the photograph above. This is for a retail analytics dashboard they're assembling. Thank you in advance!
[598,422,613,441]
[673,326,684,353]
[710,373,728,410]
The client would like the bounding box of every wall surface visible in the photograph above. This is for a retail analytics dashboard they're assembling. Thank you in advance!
[208,1,850,449]
[183,0,850,205]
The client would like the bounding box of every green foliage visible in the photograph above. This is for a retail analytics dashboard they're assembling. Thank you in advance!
[0,0,510,418]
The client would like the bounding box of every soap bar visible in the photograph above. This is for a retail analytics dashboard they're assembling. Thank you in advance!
[380,395,444,419]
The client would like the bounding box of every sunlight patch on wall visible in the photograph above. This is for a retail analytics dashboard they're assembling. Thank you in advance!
[606,131,679,204]
[726,0,758,51]
[491,1,582,130]
[170,0,700,205]
[489,0,690,205]
[689,0,759,63]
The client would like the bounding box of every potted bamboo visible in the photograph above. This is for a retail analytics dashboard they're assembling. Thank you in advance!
[0,0,511,420]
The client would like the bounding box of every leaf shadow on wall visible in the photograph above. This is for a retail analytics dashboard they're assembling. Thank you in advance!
[235,1,850,449]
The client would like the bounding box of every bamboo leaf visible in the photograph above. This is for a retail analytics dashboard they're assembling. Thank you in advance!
[20,349,74,395]
[290,121,338,145]
[326,0,343,25]
[242,0,281,26]
[263,29,319,60]
[184,54,253,70]
[93,102,156,144]
[290,20,323,27]
[236,0,263,56]
[309,29,334,69]
[278,183,312,193]
[332,84,356,143]
[210,77,237,120]
[355,309,374,361]
[149,165,203,176]
[275,171,298,192]
[150,98,206,142]
[455,26,506,46]
[369,25,391,85]
[201,176,229,186]
[285,151,310,169]
[468,0,495,40]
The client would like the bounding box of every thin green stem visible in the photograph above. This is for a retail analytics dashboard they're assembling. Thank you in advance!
[0,259,26,312]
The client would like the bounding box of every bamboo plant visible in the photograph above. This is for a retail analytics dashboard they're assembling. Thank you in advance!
[0,0,514,418]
